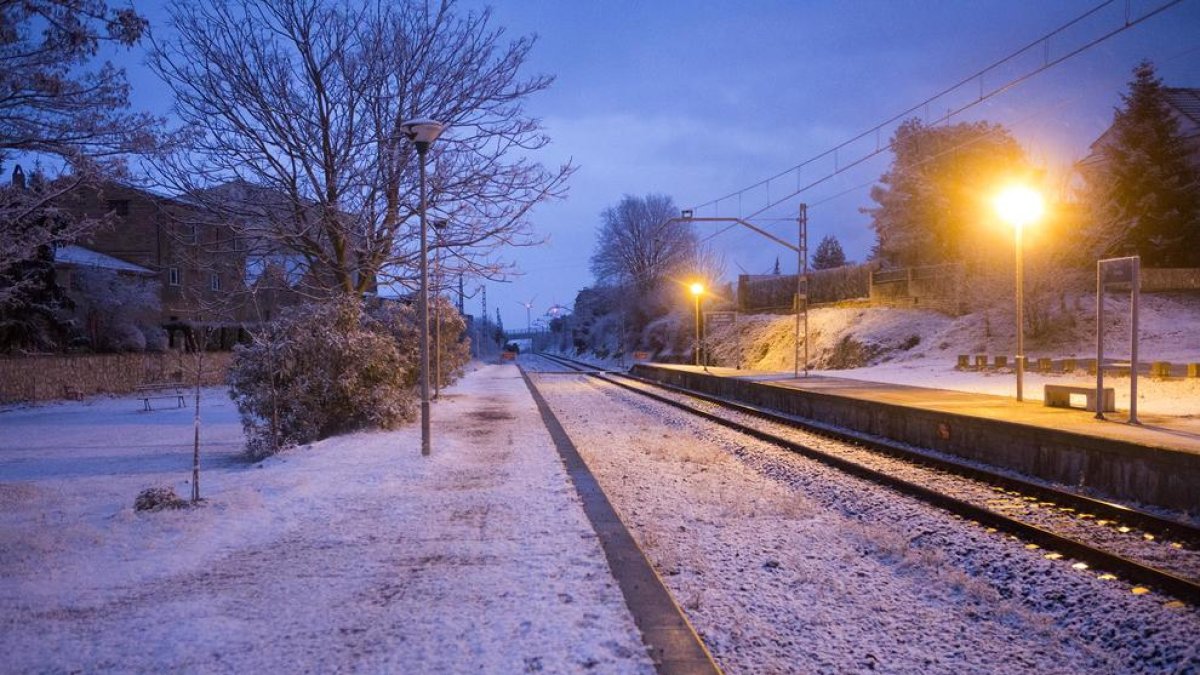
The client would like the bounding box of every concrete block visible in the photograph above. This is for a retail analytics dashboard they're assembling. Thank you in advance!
[956,354,970,370]
[1044,384,1115,412]
[1151,361,1172,378]
[1189,363,1200,378]
[993,355,1008,369]
[973,354,988,370]
[1060,358,1077,373]
[1037,357,1052,373]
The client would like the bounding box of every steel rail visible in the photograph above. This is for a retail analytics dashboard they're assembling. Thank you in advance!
[533,353,1200,604]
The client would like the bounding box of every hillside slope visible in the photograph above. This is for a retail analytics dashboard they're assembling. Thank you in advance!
[704,293,1200,417]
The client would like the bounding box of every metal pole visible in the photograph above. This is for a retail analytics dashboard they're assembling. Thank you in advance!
[433,225,441,400]
[801,204,809,378]
[1130,256,1140,424]
[417,142,431,456]
[1015,223,1024,402]
[794,205,802,378]
[1095,261,1105,420]
[694,292,701,367]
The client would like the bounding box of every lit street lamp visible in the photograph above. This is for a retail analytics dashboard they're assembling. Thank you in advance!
[690,282,705,368]
[994,184,1044,402]
[401,117,445,456]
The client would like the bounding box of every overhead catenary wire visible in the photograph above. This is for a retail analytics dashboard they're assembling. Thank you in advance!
[688,0,1188,229]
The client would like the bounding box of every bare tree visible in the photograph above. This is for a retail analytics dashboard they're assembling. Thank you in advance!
[148,0,573,300]
[589,194,698,292]
[1,0,160,302]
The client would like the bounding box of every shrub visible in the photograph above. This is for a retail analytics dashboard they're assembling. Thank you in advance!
[228,297,416,458]
[135,486,187,511]
[367,296,470,388]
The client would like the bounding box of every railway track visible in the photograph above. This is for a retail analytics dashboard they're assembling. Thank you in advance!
[529,352,1200,605]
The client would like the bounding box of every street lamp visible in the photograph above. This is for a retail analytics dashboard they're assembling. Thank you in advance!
[689,282,705,368]
[432,219,447,401]
[993,184,1044,402]
[401,117,445,456]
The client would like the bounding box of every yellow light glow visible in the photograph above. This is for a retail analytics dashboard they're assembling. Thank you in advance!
[689,282,705,296]
[993,185,1044,229]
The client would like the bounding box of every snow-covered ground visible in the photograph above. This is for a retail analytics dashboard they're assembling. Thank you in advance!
[531,363,1200,673]
[704,292,1200,418]
[0,366,652,672]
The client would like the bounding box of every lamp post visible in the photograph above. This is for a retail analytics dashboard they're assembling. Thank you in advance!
[994,185,1044,402]
[401,118,445,456]
[690,282,705,368]
[432,219,447,401]
[676,210,806,377]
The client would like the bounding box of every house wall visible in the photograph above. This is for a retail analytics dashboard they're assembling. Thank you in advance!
[0,351,234,403]
[64,183,248,326]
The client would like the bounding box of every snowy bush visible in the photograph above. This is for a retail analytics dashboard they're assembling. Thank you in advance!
[367,296,471,388]
[134,486,187,511]
[68,268,161,352]
[228,298,415,458]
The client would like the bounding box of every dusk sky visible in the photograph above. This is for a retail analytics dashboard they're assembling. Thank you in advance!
[119,0,1200,331]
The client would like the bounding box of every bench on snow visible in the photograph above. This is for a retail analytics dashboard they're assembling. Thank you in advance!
[136,383,187,411]
[1044,384,1114,413]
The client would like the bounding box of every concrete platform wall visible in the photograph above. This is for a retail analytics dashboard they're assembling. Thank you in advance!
[633,365,1198,513]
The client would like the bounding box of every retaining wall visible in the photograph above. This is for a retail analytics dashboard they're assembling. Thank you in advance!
[0,351,234,403]
[633,364,1198,512]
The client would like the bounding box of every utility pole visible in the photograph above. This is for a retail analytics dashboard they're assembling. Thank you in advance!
[797,203,809,378]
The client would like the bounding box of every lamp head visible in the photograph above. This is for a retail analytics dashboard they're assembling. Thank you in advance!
[400,118,445,149]
[689,282,705,296]
[993,185,1044,229]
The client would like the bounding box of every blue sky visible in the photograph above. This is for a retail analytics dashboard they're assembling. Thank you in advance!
[118,0,1200,330]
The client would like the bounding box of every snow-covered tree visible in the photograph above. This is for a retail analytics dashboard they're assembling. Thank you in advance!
[68,267,162,352]
[864,119,1030,268]
[149,0,573,299]
[811,235,847,270]
[1,1,159,307]
[1080,61,1200,267]
[228,298,416,458]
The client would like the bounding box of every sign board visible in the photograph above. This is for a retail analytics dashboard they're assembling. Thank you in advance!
[705,311,736,331]
[1099,256,1137,285]
[1095,256,1141,423]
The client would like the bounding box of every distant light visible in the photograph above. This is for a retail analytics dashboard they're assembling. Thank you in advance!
[689,282,704,296]
[993,185,1044,229]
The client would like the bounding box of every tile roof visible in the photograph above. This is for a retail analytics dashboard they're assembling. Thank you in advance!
[1165,88,1200,125]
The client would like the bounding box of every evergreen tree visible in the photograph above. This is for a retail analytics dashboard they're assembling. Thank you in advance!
[1082,61,1200,267]
[811,235,848,270]
[864,119,1030,268]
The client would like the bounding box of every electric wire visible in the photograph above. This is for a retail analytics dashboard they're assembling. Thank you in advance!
[688,0,1187,226]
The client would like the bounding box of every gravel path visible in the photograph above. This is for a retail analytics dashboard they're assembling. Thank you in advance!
[530,361,1200,674]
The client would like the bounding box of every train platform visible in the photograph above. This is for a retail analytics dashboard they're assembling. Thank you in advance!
[631,363,1200,512]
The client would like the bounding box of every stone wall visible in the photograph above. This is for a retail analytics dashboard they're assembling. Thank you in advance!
[0,351,234,403]
[869,263,965,315]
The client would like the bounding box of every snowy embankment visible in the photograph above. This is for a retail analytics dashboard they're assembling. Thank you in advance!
[705,292,1200,417]
[0,366,652,673]
[532,366,1200,673]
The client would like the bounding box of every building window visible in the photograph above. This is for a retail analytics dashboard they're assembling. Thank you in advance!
[106,199,130,216]
[169,267,180,286]
[210,273,220,291]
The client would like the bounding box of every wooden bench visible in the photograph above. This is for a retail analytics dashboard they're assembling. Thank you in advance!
[136,383,186,411]
[1044,384,1114,413]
